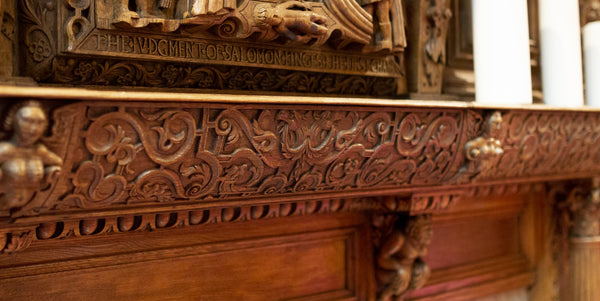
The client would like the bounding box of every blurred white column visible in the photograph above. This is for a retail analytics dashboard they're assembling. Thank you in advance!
[472,0,532,104]
[584,21,600,107]
[539,0,584,107]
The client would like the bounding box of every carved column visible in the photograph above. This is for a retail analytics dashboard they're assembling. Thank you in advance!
[559,178,600,301]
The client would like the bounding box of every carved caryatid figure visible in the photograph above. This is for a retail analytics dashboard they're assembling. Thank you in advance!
[0,101,62,211]
[374,214,433,301]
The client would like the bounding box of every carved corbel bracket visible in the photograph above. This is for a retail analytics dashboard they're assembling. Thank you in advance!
[372,213,433,301]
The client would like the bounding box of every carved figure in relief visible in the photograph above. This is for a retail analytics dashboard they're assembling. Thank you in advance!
[0,101,62,211]
[423,0,451,86]
[454,111,503,182]
[254,2,328,43]
[360,0,405,51]
[374,214,433,301]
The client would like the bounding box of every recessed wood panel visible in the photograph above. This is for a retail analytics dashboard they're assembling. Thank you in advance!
[0,214,371,300]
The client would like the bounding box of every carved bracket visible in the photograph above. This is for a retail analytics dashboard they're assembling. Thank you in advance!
[372,213,433,301]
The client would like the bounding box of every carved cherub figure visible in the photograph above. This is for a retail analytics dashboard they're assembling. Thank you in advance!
[465,111,503,162]
[0,101,62,211]
[254,2,328,44]
[374,214,433,301]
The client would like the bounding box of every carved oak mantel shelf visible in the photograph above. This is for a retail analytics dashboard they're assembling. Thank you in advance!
[0,85,598,224]
[1,85,599,300]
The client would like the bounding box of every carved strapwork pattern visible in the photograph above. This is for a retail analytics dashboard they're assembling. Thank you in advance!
[63,0,95,50]
[373,213,433,301]
[49,58,399,96]
[492,112,600,179]
[11,102,469,216]
[18,0,57,81]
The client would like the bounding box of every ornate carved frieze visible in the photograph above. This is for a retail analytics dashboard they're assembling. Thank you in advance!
[49,58,399,96]
[16,0,408,95]
[372,213,433,301]
[11,101,471,217]
[0,100,598,219]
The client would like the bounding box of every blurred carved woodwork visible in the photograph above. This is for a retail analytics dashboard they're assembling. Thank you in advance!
[405,0,452,94]
[581,0,600,25]
[0,101,62,215]
[373,213,433,301]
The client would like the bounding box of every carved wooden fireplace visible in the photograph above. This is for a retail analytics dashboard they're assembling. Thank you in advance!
[0,0,598,300]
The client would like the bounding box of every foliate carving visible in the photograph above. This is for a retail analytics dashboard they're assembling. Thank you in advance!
[492,111,600,179]
[19,0,56,80]
[0,229,34,253]
[0,101,63,215]
[10,102,466,215]
[50,58,399,96]
[454,111,503,183]
[557,179,600,238]
[373,214,433,301]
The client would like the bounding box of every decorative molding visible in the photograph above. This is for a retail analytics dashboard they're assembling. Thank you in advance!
[373,213,433,300]
[49,57,399,96]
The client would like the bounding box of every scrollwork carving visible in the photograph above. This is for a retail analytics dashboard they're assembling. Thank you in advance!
[19,0,56,80]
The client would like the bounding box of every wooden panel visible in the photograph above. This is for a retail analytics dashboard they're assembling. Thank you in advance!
[0,213,372,300]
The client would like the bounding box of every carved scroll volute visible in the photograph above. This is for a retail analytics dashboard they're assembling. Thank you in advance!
[373,213,433,301]
[453,111,504,183]
[405,0,452,94]
[0,101,63,216]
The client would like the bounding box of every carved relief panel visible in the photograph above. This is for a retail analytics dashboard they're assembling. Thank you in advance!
[16,0,410,95]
